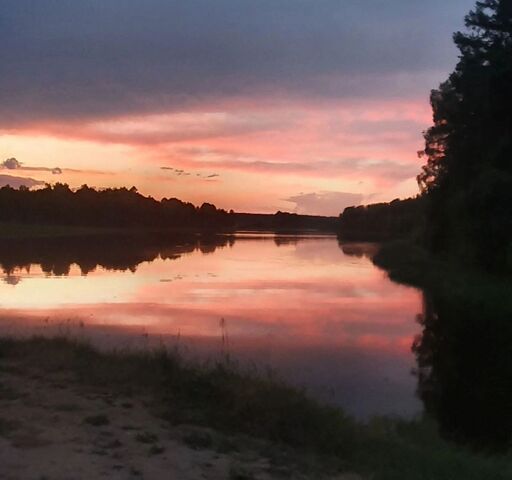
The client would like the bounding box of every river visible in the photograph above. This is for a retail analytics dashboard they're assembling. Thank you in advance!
[0,233,423,419]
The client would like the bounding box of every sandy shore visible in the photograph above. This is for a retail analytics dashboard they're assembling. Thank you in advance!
[0,357,360,480]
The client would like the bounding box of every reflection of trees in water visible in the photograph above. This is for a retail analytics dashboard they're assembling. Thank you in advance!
[413,289,512,450]
[273,236,301,247]
[2,274,22,285]
[0,233,235,279]
[1,233,331,281]
[337,240,379,259]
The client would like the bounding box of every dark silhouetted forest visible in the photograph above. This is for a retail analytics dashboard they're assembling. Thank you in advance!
[340,1,512,273]
[338,197,425,242]
[0,183,338,233]
[0,183,233,229]
[418,0,512,272]
[233,212,338,233]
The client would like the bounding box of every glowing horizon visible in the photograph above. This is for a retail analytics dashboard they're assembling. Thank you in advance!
[0,1,475,215]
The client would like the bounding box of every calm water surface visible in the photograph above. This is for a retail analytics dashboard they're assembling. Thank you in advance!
[0,233,423,419]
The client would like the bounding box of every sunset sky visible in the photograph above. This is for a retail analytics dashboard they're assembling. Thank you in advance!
[1,0,474,215]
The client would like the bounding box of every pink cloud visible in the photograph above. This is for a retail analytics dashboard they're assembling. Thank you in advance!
[1,97,428,211]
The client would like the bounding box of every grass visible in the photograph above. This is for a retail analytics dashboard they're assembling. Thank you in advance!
[0,335,511,479]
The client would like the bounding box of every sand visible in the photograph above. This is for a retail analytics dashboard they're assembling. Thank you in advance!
[0,361,361,480]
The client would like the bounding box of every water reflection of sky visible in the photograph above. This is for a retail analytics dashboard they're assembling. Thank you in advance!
[0,235,422,419]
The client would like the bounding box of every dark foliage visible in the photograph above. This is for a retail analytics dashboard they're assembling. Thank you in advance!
[233,211,338,233]
[0,184,338,233]
[418,0,512,272]
[0,183,233,229]
[338,197,425,242]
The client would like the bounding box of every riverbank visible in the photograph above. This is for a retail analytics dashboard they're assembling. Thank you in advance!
[0,216,338,240]
[1,336,510,479]
[0,223,236,240]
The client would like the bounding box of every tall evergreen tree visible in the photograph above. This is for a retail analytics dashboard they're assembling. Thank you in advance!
[418,0,512,271]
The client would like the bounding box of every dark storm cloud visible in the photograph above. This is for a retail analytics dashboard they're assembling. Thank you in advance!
[0,0,474,126]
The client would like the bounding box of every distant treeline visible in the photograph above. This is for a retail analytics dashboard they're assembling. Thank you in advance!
[234,212,338,233]
[0,183,233,229]
[0,183,337,233]
[338,197,425,242]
